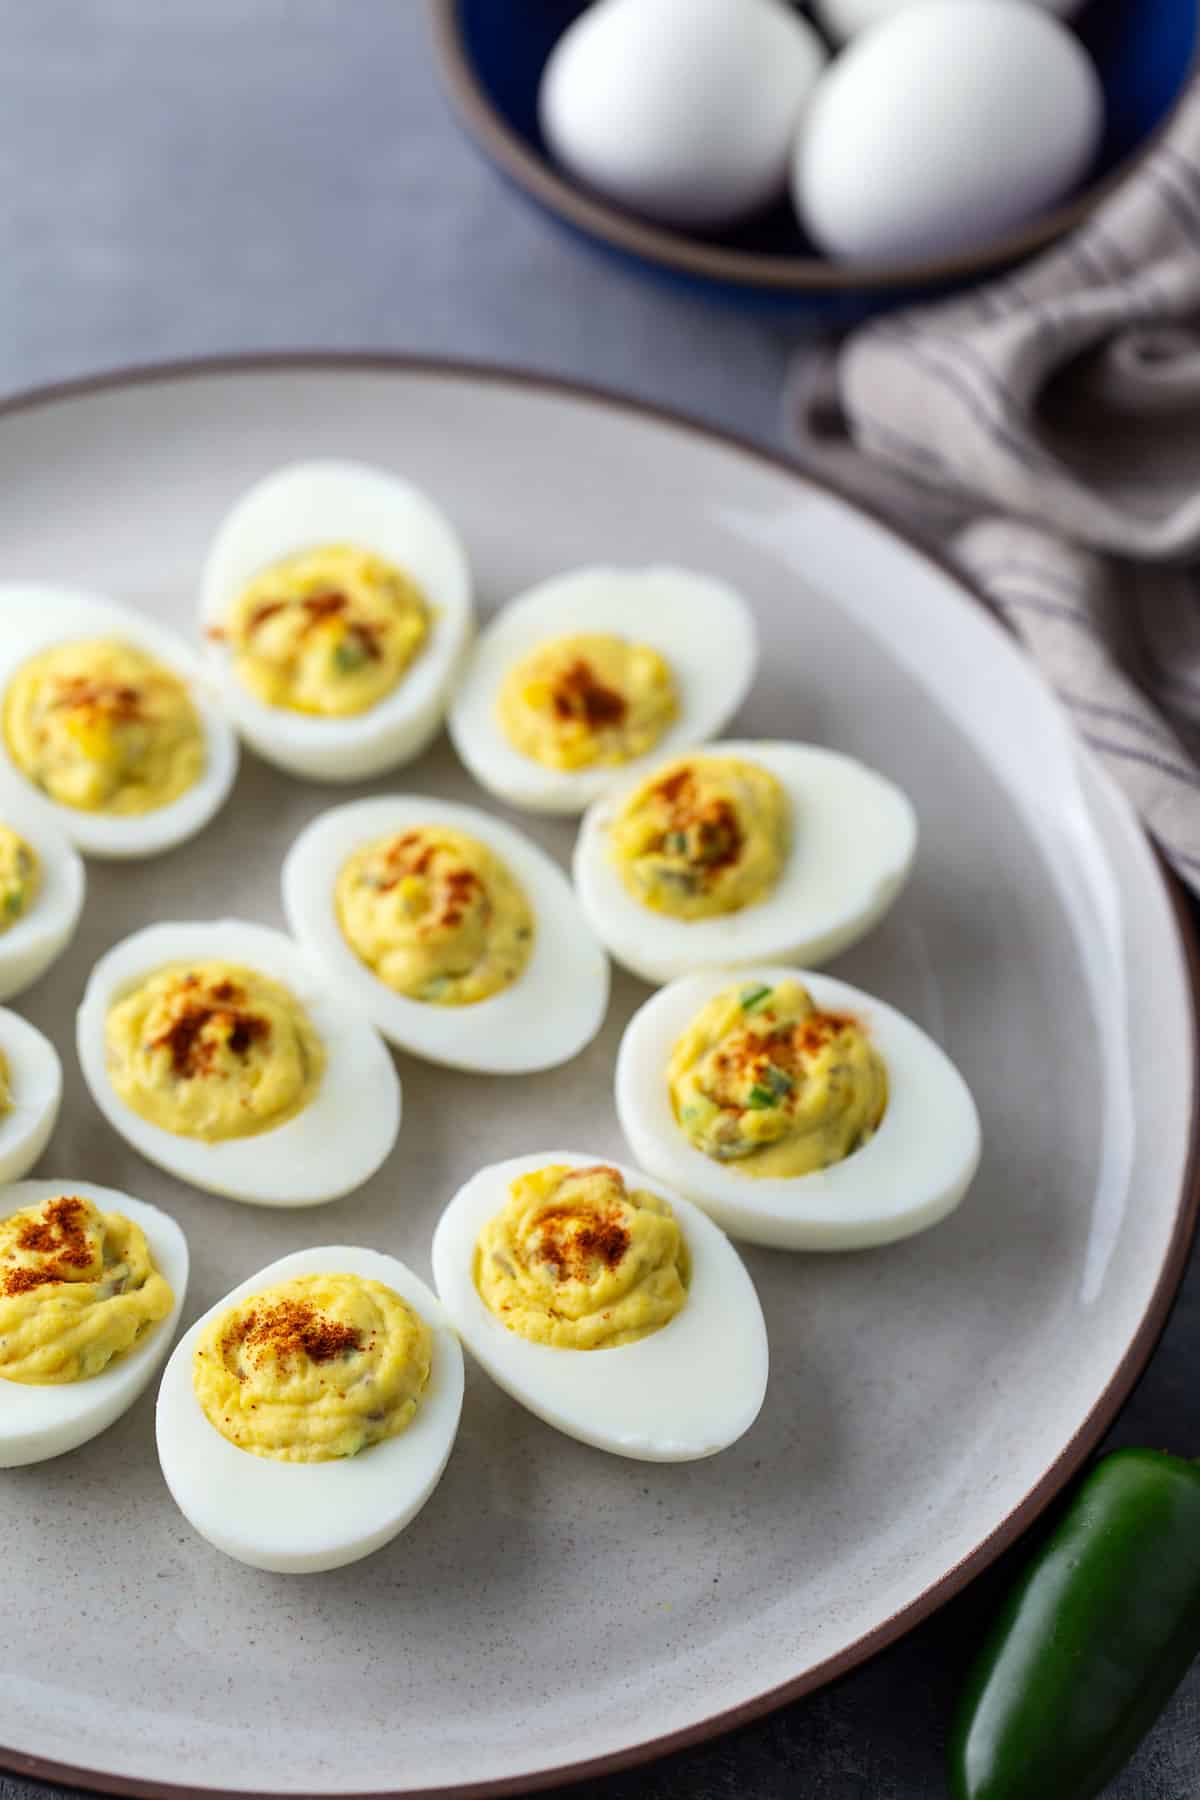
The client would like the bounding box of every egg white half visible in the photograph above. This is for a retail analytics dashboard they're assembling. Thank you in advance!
[75,918,401,1206]
[573,740,918,985]
[156,1245,465,1574]
[0,1179,188,1468]
[198,460,474,781]
[617,967,981,1251]
[0,774,85,1001]
[431,1150,768,1461]
[447,566,758,814]
[282,795,610,1074]
[0,587,240,859]
[0,1011,62,1186]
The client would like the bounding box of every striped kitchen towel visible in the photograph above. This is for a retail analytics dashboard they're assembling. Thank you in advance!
[788,80,1200,896]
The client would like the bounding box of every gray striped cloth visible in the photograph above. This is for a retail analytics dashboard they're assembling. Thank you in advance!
[787,81,1200,897]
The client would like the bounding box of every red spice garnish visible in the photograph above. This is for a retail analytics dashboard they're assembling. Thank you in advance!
[300,594,383,662]
[371,835,483,930]
[654,768,693,807]
[729,1013,859,1087]
[225,1300,362,1371]
[650,767,743,876]
[246,599,288,633]
[152,979,271,1079]
[440,867,480,930]
[242,592,383,661]
[300,592,349,626]
[535,1169,632,1281]
[3,1266,58,1297]
[2,1196,95,1296]
[50,677,145,723]
[549,659,626,730]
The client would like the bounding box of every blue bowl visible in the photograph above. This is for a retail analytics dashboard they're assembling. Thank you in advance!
[429,0,1198,318]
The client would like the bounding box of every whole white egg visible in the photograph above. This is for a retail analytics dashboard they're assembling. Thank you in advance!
[156,1245,464,1573]
[794,0,1104,262]
[616,967,981,1250]
[573,740,917,985]
[0,778,85,1001]
[540,0,827,230]
[448,566,758,815]
[432,1150,768,1461]
[0,1011,62,1185]
[812,0,1084,43]
[0,1179,188,1468]
[0,587,239,860]
[199,461,474,783]
[282,795,610,1075]
[76,918,401,1207]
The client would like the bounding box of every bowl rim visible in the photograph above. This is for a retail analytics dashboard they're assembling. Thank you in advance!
[427,0,1199,293]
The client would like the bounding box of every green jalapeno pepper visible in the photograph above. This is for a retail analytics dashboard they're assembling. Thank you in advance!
[950,1448,1200,1800]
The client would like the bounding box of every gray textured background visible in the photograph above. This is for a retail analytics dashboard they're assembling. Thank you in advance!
[1,5,1198,1798]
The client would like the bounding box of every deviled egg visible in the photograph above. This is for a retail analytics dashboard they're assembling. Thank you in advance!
[76,918,400,1206]
[0,1010,62,1184]
[0,1179,187,1467]
[448,566,758,814]
[574,741,917,985]
[282,796,610,1074]
[0,777,85,1000]
[199,460,474,781]
[617,968,981,1250]
[157,1245,464,1573]
[0,586,239,859]
[432,1152,768,1461]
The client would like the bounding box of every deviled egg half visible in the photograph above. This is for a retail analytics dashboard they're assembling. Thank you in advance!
[0,1179,188,1468]
[0,776,85,1000]
[199,460,474,781]
[617,968,981,1250]
[574,741,917,985]
[76,919,400,1206]
[0,1010,62,1184]
[432,1152,768,1461]
[157,1245,464,1573]
[448,566,758,814]
[282,795,610,1074]
[0,586,239,859]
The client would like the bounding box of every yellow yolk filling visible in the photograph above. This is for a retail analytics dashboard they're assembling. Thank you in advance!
[610,753,789,920]
[497,632,676,771]
[193,1272,432,1462]
[104,960,325,1143]
[336,825,534,1007]
[0,1193,172,1385]
[475,1163,689,1350]
[669,978,887,1179]
[225,544,429,717]
[0,825,40,932]
[3,639,205,815]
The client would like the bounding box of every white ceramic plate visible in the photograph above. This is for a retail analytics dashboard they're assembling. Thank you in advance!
[0,358,1194,1800]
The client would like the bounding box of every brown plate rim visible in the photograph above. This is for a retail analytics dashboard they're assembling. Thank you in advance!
[426,0,1200,293]
[0,351,1197,1800]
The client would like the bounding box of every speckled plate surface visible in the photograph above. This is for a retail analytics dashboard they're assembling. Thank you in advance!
[0,359,1196,1800]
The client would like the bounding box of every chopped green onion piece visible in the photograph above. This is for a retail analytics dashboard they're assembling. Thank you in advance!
[764,1064,793,1097]
[746,1085,776,1109]
[740,984,772,1012]
[4,889,23,918]
[666,831,689,854]
[332,639,369,674]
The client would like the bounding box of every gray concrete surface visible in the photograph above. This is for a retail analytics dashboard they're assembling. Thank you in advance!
[1,5,1198,1797]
